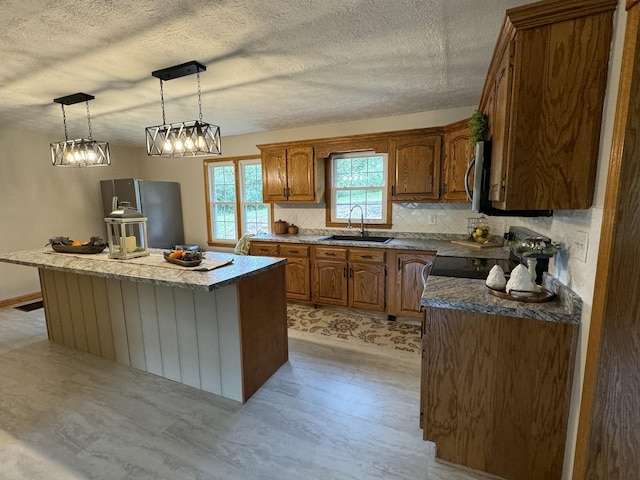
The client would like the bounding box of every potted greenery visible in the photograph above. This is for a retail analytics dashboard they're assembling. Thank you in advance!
[469,110,489,150]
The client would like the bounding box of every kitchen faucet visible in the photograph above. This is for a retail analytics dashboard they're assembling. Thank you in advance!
[347,205,365,237]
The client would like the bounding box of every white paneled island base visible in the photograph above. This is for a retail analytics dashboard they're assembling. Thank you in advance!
[1,249,288,403]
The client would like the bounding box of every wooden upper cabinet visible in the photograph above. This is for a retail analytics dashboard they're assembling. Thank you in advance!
[479,0,617,210]
[442,119,472,203]
[390,133,442,202]
[261,148,288,202]
[259,145,324,203]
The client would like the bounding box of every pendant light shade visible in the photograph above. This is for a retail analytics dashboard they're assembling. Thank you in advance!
[50,93,111,167]
[145,61,221,157]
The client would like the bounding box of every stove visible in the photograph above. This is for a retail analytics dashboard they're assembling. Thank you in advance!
[430,255,514,280]
[430,226,554,281]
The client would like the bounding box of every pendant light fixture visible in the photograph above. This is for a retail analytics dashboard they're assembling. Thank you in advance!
[145,60,221,157]
[50,93,111,167]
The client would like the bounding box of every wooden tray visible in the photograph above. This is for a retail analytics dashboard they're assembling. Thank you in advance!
[51,244,106,254]
[163,254,202,267]
[487,286,556,303]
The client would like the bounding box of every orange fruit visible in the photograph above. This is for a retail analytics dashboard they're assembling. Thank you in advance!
[71,240,83,246]
[169,251,183,259]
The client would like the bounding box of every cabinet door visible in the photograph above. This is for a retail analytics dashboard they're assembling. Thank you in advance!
[314,260,348,306]
[393,252,434,317]
[391,134,442,201]
[262,148,288,202]
[286,146,316,202]
[349,262,386,312]
[285,257,311,301]
[442,123,472,202]
[488,44,513,203]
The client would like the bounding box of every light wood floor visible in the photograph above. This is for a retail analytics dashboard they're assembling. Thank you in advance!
[0,305,494,480]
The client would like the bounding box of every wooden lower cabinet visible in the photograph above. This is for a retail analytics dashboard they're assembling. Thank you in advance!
[422,307,578,480]
[313,246,386,312]
[250,242,311,301]
[388,250,435,318]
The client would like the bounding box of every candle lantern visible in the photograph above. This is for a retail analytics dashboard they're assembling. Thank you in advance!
[104,202,150,259]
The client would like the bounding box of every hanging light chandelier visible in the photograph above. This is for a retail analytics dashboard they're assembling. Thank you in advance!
[50,93,111,167]
[145,61,221,157]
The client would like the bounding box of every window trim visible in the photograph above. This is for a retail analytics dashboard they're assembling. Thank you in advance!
[204,155,273,247]
[325,151,393,229]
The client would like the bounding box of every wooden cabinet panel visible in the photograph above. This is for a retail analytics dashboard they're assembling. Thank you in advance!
[391,133,442,201]
[442,120,472,202]
[287,146,315,201]
[285,257,310,301]
[261,148,288,202]
[422,307,578,480]
[349,262,386,312]
[250,242,311,301]
[314,259,348,306]
[349,248,385,263]
[314,246,347,260]
[260,145,323,203]
[279,244,309,257]
[389,250,435,318]
[488,47,512,203]
[480,0,615,210]
[250,242,279,257]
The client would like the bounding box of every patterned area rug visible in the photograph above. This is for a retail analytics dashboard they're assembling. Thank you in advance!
[287,304,421,354]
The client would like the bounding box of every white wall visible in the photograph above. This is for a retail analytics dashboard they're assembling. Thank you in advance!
[0,128,141,301]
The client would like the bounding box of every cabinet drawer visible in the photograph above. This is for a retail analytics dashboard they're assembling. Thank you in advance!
[280,244,309,257]
[314,246,347,260]
[349,248,385,263]
[250,243,279,257]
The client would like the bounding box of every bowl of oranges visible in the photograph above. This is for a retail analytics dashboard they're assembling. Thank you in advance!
[163,249,204,267]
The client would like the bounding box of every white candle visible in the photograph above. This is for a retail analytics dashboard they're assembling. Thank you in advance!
[124,236,136,252]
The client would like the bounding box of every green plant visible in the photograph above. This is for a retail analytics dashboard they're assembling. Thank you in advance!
[469,110,489,150]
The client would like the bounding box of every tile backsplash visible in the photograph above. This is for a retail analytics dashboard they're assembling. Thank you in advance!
[273,202,513,236]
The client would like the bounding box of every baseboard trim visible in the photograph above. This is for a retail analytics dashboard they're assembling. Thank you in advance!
[0,292,43,308]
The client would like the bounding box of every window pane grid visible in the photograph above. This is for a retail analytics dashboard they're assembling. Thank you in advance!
[332,153,387,223]
[207,158,270,242]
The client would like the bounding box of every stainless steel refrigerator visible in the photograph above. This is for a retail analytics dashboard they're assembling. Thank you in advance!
[100,179,185,249]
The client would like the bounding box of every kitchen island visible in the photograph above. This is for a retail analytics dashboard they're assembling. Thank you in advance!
[0,248,288,403]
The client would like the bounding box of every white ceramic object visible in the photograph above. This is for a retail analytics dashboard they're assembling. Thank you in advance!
[505,264,536,295]
[485,265,507,290]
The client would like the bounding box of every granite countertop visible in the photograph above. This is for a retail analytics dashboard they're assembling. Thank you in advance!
[421,274,582,325]
[0,248,286,292]
[251,232,510,259]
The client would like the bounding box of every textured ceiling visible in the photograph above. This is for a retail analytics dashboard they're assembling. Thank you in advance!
[0,0,531,146]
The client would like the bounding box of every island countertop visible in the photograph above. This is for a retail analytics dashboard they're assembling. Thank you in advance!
[0,248,286,291]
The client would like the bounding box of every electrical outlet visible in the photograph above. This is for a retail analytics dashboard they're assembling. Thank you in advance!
[428,214,437,226]
[571,231,589,263]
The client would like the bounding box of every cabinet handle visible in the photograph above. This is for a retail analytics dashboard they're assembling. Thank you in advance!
[397,258,401,270]
[287,187,291,197]
[325,252,336,257]
[361,255,372,259]
[442,183,447,193]
[391,185,396,196]
[343,267,347,278]
[349,267,353,278]
[283,188,287,198]
[289,250,299,254]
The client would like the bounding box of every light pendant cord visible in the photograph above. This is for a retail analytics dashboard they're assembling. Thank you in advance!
[159,79,167,125]
[61,104,69,141]
[85,100,93,140]
[197,70,203,123]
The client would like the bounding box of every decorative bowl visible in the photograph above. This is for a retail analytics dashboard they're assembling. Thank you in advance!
[163,251,203,267]
[51,244,107,254]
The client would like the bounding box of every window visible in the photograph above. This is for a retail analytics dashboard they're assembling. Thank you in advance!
[329,151,389,225]
[204,156,272,245]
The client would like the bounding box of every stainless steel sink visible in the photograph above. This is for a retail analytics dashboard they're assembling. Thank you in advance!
[321,235,393,244]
